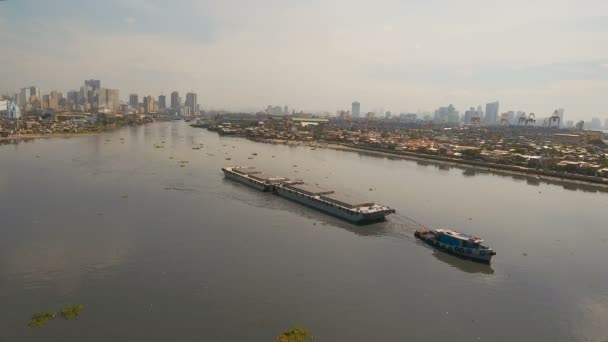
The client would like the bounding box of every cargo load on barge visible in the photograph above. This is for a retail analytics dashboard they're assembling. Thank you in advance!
[222,166,287,191]
[222,166,395,224]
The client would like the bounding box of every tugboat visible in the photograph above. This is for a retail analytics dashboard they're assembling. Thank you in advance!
[415,228,496,263]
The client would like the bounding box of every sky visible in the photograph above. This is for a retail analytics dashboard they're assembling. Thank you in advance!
[0,0,607,120]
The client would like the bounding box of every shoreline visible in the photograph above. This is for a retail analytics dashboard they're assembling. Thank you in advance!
[245,137,608,191]
[0,132,101,142]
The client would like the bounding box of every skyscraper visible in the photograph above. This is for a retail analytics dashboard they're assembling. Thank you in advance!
[143,96,156,113]
[170,91,180,109]
[18,87,32,107]
[352,102,361,118]
[129,94,139,107]
[485,101,499,126]
[96,88,120,111]
[158,95,166,110]
[185,92,197,114]
[85,79,101,91]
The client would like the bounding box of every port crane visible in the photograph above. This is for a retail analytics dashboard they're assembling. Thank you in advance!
[548,110,560,128]
[518,112,528,125]
[527,113,536,126]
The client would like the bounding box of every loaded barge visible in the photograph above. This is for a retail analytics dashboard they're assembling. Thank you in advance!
[222,166,395,224]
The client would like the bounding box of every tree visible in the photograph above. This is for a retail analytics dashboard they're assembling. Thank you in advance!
[277,327,313,342]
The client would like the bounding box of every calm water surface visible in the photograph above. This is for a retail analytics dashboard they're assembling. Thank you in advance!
[1,122,607,342]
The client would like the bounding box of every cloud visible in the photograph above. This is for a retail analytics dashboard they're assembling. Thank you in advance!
[123,16,136,25]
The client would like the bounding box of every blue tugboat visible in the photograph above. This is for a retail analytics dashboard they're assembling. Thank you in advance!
[415,228,496,263]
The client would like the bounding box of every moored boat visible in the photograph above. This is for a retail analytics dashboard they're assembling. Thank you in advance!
[415,228,496,263]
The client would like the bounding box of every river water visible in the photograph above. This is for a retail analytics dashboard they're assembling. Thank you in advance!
[1,121,607,342]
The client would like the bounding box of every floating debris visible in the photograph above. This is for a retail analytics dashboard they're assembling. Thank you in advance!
[192,147,201,150]
[248,157,253,159]
[226,158,231,160]
[28,312,57,328]
[178,161,190,164]
[252,153,258,156]
[121,194,128,199]
[61,304,84,320]
[293,164,298,167]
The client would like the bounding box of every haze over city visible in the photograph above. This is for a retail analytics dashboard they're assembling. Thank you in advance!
[0,0,607,120]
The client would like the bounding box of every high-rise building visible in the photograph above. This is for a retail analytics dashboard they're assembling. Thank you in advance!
[96,88,120,111]
[185,92,197,114]
[283,106,289,116]
[29,86,41,99]
[158,95,166,110]
[18,87,32,107]
[352,102,361,118]
[485,101,499,126]
[171,91,180,109]
[129,94,139,107]
[590,117,602,129]
[85,79,101,91]
[143,96,156,113]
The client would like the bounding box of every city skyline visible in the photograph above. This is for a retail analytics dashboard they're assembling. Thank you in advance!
[0,1,607,120]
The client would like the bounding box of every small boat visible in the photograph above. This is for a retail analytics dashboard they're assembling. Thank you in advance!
[415,228,496,263]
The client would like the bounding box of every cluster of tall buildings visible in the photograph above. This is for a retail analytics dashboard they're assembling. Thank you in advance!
[265,105,290,116]
[128,91,199,116]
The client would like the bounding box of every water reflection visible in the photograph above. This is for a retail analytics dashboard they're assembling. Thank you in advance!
[432,249,495,275]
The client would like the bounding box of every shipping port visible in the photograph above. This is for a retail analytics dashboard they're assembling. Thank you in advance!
[222,166,395,224]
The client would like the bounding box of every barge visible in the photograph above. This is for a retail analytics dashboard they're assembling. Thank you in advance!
[222,166,286,192]
[222,166,395,224]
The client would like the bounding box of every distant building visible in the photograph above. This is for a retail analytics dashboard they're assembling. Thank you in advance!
[590,117,602,129]
[464,107,476,124]
[485,101,499,126]
[18,87,32,107]
[605,118,608,129]
[283,106,289,116]
[185,92,197,114]
[129,94,139,107]
[158,95,166,110]
[434,104,458,123]
[566,120,574,128]
[399,113,417,122]
[96,88,120,111]
[85,79,101,91]
[29,86,41,99]
[170,91,180,109]
[0,100,21,119]
[352,102,361,118]
[143,96,156,113]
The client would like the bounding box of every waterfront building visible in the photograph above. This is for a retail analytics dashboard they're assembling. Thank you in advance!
[129,94,139,107]
[158,95,166,110]
[96,88,120,111]
[143,96,156,113]
[352,102,361,118]
[485,101,499,126]
[185,92,197,114]
[171,91,180,109]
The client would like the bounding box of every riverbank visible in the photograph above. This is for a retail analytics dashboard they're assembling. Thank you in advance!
[0,132,99,143]
[245,137,608,191]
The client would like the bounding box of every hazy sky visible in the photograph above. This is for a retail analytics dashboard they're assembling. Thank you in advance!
[1,0,607,119]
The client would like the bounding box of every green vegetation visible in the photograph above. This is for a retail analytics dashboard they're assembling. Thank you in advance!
[461,148,481,160]
[277,327,313,342]
[28,311,57,328]
[61,304,84,320]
